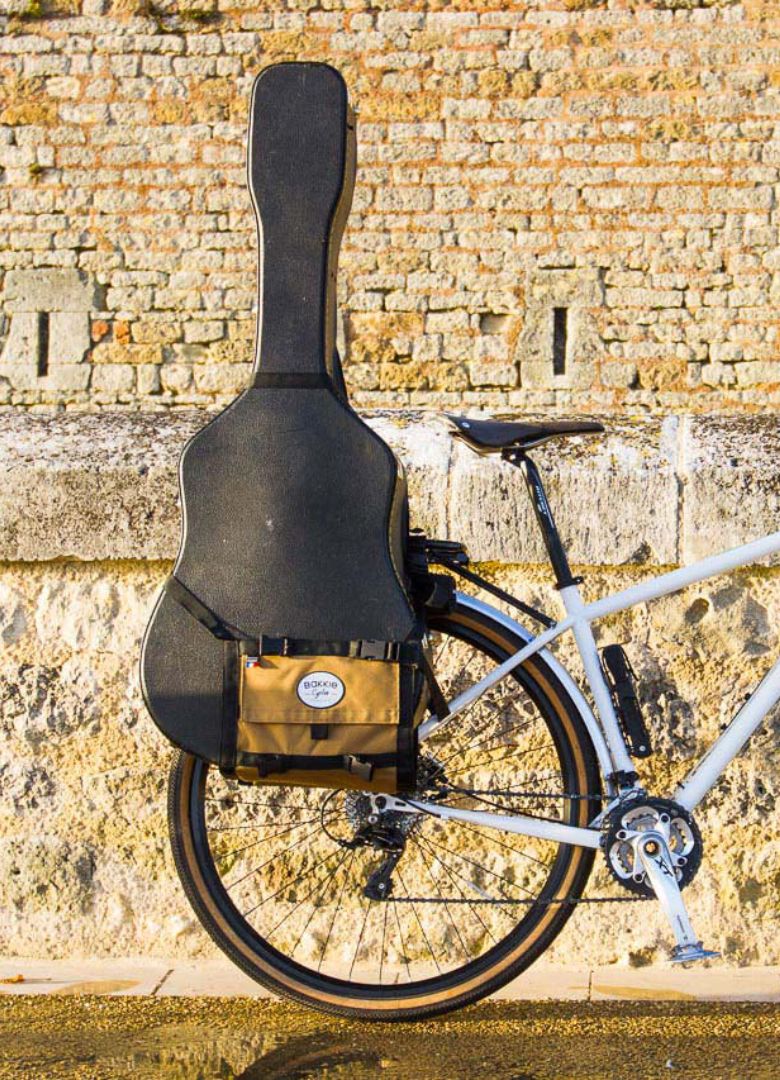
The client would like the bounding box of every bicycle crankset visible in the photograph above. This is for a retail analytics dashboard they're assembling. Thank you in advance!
[602,795,703,899]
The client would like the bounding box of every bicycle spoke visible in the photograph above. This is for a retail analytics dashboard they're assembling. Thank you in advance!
[288,848,351,960]
[379,896,389,985]
[450,818,550,871]
[431,697,515,765]
[397,867,440,976]
[208,816,323,832]
[412,838,471,963]
[435,714,539,771]
[414,832,522,922]
[205,796,320,810]
[224,823,330,892]
[414,834,497,945]
[270,846,352,946]
[446,739,555,781]
[432,696,527,764]
[348,886,371,980]
[393,871,414,981]
[214,809,342,867]
[422,832,537,898]
[243,843,345,920]
[318,849,356,972]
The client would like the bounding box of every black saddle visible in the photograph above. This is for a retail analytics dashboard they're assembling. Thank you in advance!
[448,414,604,454]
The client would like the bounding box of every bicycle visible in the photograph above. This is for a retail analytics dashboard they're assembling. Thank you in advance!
[167,414,780,1020]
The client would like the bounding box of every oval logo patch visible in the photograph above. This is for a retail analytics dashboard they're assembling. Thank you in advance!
[296,671,345,710]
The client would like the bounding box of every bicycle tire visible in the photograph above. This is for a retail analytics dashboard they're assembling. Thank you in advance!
[167,600,601,1021]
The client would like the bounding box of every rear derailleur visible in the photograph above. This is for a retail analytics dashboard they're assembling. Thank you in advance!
[343,792,419,901]
[340,757,444,901]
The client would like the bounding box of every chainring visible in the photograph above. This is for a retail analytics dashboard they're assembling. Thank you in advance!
[602,795,703,898]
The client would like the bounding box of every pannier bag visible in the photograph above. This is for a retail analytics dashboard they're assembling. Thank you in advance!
[235,645,430,792]
[140,63,434,794]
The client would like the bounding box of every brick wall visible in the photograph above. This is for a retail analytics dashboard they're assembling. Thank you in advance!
[1,1,780,411]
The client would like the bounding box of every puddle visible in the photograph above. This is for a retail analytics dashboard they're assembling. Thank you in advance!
[53,980,140,997]
[0,998,778,1080]
[7,1025,387,1080]
[591,983,695,1001]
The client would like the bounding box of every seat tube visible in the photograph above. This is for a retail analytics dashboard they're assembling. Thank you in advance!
[559,583,635,777]
[512,452,635,779]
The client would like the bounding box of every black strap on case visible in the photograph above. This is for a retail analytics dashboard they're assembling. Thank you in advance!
[421,649,449,721]
[395,661,417,791]
[163,575,242,641]
[219,640,240,773]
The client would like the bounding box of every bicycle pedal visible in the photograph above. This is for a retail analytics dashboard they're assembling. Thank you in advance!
[670,943,721,965]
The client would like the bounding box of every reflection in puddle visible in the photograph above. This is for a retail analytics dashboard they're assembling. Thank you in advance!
[51,1027,385,1080]
[2,1000,778,1080]
[239,1035,384,1079]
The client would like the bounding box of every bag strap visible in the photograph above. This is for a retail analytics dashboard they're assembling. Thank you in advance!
[163,576,422,663]
[242,752,397,782]
[220,640,239,773]
[253,636,422,664]
[163,575,244,642]
[421,649,449,720]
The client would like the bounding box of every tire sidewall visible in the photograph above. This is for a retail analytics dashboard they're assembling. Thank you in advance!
[167,601,601,1020]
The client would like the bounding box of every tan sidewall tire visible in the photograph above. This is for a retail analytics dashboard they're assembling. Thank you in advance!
[167,605,600,1020]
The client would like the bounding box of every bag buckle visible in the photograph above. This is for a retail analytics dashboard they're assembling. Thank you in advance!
[358,639,388,660]
[343,755,374,781]
[258,635,290,657]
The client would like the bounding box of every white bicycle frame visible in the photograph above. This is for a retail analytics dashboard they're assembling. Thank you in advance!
[404,528,780,853]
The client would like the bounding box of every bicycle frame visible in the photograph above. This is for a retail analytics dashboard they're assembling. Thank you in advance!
[408,524,780,853]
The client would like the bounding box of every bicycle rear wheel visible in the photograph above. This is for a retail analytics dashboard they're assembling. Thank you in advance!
[168,600,601,1020]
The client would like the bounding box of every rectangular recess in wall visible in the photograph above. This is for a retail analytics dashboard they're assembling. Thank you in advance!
[552,307,567,376]
[37,311,49,378]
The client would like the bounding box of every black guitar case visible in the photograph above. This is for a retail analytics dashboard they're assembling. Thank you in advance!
[141,63,417,765]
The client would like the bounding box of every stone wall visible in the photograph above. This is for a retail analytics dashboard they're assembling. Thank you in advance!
[0,410,778,967]
[2,2,780,411]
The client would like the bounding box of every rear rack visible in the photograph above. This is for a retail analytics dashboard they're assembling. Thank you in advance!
[408,531,553,630]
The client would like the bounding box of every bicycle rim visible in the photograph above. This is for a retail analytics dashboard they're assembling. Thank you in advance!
[168,603,600,1019]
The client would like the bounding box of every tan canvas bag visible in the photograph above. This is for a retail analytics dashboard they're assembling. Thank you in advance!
[233,650,429,793]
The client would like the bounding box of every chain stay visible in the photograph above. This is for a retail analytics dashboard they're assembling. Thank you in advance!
[381,785,645,907]
[443,785,594,801]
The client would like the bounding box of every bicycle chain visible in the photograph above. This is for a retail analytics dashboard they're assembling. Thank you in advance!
[387,895,649,905]
[441,785,595,801]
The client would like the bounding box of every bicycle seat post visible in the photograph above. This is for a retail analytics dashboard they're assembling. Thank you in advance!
[503,450,580,591]
[505,448,638,786]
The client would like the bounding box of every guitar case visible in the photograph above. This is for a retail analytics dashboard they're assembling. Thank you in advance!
[141,63,419,769]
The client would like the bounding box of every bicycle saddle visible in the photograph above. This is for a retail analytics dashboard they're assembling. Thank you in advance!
[448,414,605,453]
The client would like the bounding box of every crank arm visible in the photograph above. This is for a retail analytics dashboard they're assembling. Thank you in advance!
[636,831,720,963]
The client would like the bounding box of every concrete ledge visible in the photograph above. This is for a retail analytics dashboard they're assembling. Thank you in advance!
[1,958,778,1002]
[0,410,777,567]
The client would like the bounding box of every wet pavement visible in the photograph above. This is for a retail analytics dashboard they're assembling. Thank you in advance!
[0,996,777,1080]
